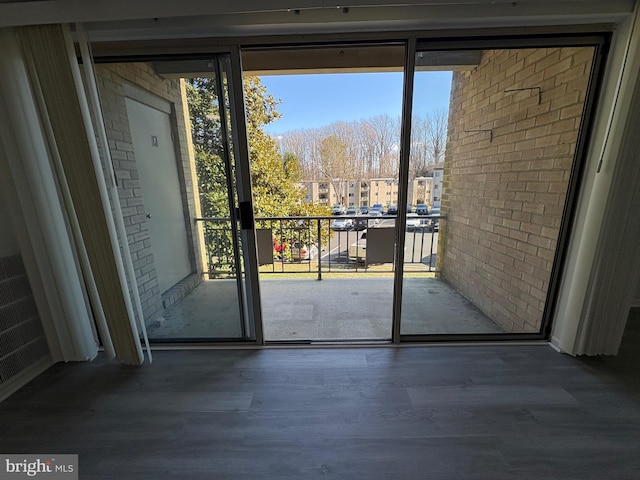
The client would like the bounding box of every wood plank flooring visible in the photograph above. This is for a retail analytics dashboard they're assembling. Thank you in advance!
[1,332,639,479]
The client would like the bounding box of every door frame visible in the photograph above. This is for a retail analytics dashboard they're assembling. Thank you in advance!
[92,49,264,344]
[392,37,417,343]
[224,48,264,343]
[91,28,610,346]
[394,34,610,342]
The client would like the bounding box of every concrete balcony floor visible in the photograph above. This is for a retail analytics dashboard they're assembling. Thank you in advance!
[147,276,504,341]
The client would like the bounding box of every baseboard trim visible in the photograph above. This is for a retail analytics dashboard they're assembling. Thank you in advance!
[0,355,54,403]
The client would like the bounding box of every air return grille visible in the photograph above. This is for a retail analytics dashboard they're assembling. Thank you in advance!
[0,255,49,383]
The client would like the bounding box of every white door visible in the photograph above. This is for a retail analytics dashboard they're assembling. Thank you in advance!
[125,97,191,294]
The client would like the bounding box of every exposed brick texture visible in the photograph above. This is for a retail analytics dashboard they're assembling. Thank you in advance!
[95,63,202,326]
[440,47,594,332]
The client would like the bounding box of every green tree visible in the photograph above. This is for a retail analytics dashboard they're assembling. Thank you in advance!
[187,76,323,217]
[186,78,227,218]
[186,75,330,270]
[282,152,302,183]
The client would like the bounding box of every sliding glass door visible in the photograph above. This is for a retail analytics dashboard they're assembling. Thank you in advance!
[396,37,604,340]
[241,44,405,342]
[90,33,605,346]
[93,51,262,342]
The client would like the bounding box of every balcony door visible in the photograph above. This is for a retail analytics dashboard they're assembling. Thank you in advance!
[92,34,605,346]
[241,44,406,342]
[395,38,604,341]
[94,51,262,343]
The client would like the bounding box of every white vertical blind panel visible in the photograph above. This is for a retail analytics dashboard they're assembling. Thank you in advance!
[0,28,97,362]
[22,43,117,361]
[76,24,151,362]
[550,4,640,356]
[18,24,143,365]
[577,66,640,355]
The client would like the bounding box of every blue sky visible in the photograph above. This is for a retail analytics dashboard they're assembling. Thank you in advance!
[260,71,453,135]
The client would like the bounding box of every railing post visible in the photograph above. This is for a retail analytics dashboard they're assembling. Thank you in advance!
[317,217,322,281]
[430,217,439,271]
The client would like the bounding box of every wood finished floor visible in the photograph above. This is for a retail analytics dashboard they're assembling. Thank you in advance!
[1,327,639,479]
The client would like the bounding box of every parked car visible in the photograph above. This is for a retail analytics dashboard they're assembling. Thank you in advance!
[428,207,441,231]
[416,203,428,215]
[407,205,413,213]
[419,218,433,230]
[368,210,382,226]
[348,230,367,262]
[345,207,358,216]
[386,205,398,215]
[406,213,421,230]
[353,216,368,231]
[332,204,346,215]
[290,242,319,261]
[331,218,353,230]
[370,203,383,213]
[360,206,369,214]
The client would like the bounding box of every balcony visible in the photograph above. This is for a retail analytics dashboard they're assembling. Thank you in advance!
[146,215,505,341]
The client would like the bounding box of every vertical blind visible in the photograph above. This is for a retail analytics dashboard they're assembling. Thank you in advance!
[577,63,640,355]
[0,28,97,363]
[18,24,145,365]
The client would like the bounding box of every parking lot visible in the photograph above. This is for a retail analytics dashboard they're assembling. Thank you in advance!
[318,217,439,268]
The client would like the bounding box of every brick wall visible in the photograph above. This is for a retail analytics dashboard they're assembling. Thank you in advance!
[440,47,594,332]
[95,63,202,325]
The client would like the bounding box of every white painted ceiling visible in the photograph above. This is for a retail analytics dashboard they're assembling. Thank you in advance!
[0,0,636,40]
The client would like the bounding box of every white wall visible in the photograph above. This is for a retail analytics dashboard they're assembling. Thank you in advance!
[125,97,192,294]
[551,2,640,354]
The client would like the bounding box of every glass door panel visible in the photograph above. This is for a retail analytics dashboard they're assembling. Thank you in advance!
[399,45,596,336]
[241,44,405,341]
[94,54,256,341]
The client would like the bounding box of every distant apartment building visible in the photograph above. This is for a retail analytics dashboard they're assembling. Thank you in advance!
[408,176,433,208]
[304,180,371,208]
[347,180,369,208]
[369,178,398,207]
[432,167,443,208]
[302,181,337,206]
[303,173,440,209]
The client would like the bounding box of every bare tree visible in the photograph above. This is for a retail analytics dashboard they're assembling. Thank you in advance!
[410,115,430,178]
[276,110,445,182]
[427,108,448,167]
[409,109,448,178]
[280,130,315,178]
[357,120,380,177]
[366,114,400,177]
[319,134,353,205]
[328,121,367,179]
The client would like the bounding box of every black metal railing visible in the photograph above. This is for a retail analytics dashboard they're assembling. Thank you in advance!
[195,214,444,278]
